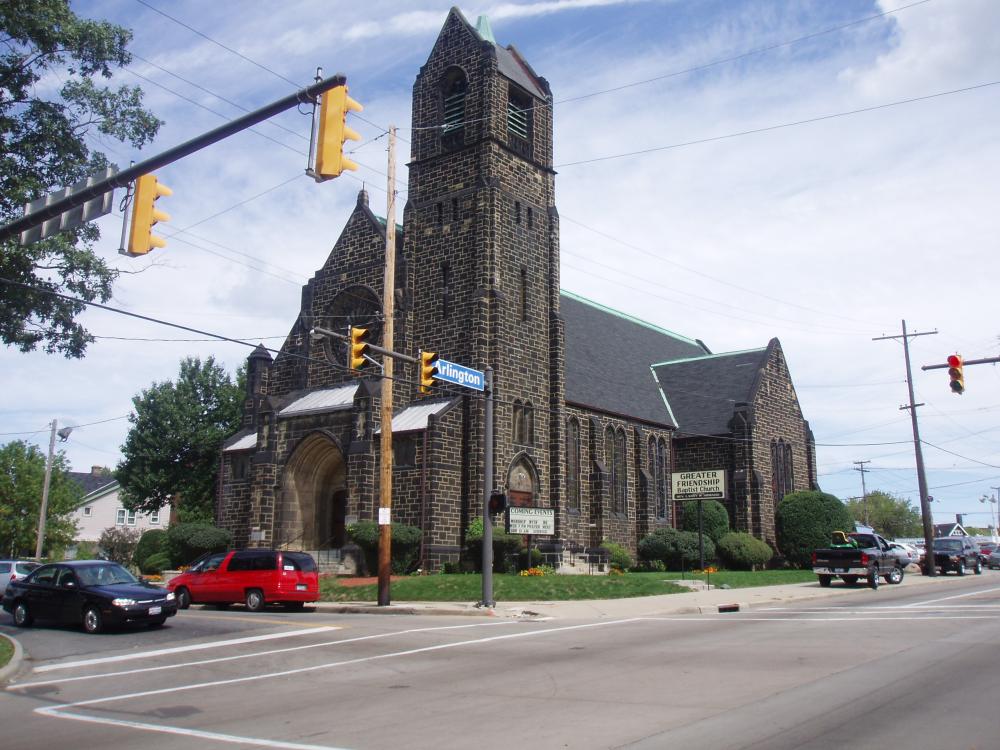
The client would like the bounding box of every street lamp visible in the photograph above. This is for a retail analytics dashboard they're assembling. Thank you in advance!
[980,494,998,539]
[35,421,71,560]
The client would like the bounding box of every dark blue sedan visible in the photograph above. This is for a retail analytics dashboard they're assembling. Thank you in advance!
[2,560,178,633]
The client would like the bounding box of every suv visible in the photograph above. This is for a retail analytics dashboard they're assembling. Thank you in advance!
[167,549,318,611]
[924,537,983,576]
[0,560,39,598]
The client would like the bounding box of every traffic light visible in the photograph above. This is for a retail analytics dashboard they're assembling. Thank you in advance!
[348,326,370,370]
[314,84,363,179]
[419,350,439,393]
[947,354,965,394]
[126,173,172,255]
[488,491,508,515]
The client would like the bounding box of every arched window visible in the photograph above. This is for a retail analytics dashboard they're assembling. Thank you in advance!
[605,425,627,514]
[648,436,668,520]
[771,439,794,501]
[513,399,523,445]
[513,400,534,446]
[566,418,581,511]
[442,68,467,149]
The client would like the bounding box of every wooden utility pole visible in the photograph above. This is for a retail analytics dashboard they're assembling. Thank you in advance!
[377,126,397,606]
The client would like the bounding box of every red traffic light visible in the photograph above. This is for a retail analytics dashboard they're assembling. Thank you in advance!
[947,354,962,368]
[947,354,964,395]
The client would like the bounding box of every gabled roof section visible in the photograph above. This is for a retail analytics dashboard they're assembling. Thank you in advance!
[651,348,768,438]
[561,291,708,427]
[67,470,117,498]
[278,384,358,418]
[375,398,458,434]
[223,429,257,452]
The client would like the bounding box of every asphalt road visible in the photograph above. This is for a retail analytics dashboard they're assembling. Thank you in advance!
[2,579,999,750]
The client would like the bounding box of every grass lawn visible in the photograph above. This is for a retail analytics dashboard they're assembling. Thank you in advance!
[319,569,816,603]
[0,635,13,671]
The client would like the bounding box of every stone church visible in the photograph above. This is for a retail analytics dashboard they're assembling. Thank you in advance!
[217,9,817,570]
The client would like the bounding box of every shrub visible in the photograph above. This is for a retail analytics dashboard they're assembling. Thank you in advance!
[346,521,424,575]
[98,526,142,565]
[465,517,525,573]
[680,500,730,543]
[165,523,231,568]
[141,551,172,574]
[717,532,773,570]
[133,529,167,569]
[601,540,633,571]
[776,490,854,567]
[638,528,715,570]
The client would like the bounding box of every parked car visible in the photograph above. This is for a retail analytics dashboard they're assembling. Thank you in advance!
[887,543,917,568]
[989,548,1000,570]
[923,537,983,575]
[0,560,39,598]
[812,532,904,589]
[976,543,998,566]
[167,549,318,611]
[2,560,177,633]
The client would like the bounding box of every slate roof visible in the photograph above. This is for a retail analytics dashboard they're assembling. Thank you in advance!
[67,470,117,498]
[651,348,769,438]
[561,291,708,427]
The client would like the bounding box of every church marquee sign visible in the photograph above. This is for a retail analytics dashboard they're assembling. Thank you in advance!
[672,470,726,500]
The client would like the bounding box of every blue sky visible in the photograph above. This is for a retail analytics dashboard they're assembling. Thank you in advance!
[5,0,1000,533]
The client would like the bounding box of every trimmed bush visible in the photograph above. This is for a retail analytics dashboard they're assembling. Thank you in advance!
[165,523,231,568]
[638,528,715,571]
[98,526,142,565]
[465,517,525,573]
[776,490,854,567]
[601,540,633,571]
[717,532,773,570]
[680,500,730,543]
[346,521,424,575]
[133,528,167,569]
[141,551,172,574]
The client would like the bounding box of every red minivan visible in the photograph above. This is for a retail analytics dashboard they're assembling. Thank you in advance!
[167,549,318,611]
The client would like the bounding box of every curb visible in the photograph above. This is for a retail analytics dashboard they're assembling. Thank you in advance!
[0,633,23,684]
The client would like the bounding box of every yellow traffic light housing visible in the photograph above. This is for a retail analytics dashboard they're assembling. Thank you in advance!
[947,354,965,394]
[315,85,363,179]
[420,350,439,393]
[349,326,370,370]
[126,173,172,255]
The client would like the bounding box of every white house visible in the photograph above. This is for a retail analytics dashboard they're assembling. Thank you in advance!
[68,466,171,544]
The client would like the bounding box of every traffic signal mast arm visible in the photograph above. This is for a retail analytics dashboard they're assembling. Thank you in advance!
[1,74,351,245]
[309,326,419,364]
[922,356,1000,369]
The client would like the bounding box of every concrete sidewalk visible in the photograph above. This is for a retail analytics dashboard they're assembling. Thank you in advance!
[313,567,958,620]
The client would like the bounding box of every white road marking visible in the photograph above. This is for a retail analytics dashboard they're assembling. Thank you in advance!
[32,626,340,673]
[10,621,517,689]
[900,585,1000,607]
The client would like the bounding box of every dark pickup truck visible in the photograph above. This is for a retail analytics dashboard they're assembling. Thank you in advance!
[812,532,905,589]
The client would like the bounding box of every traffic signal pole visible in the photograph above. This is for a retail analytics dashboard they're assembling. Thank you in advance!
[0,74,350,244]
[874,321,937,575]
[481,367,496,607]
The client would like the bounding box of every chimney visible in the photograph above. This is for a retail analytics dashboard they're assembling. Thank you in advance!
[91,465,105,476]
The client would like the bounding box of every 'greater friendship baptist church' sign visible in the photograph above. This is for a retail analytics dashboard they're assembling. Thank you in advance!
[671,470,726,500]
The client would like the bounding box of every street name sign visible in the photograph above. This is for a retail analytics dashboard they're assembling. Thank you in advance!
[672,469,726,500]
[506,507,555,535]
[434,358,484,391]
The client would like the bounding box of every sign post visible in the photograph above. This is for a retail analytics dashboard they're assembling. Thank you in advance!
[672,470,726,570]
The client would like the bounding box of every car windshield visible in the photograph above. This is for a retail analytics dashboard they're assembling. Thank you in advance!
[851,534,877,548]
[933,539,963,552]
[14,562,38,575]
[75,563,139,587]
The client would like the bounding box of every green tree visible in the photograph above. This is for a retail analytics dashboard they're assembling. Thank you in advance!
[845,490,923,539]
[680,499,730,543]
[775,490,854,567]
[0,440,82,557]
[0,0,161,358]
[116,357,243,522]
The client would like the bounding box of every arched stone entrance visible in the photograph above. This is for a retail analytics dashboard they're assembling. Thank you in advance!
[278,432,347,550]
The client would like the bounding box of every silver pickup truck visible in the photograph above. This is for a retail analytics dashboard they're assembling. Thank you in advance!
[811,532,904,589]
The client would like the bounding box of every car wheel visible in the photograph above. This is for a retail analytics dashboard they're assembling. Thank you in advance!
[957,560,966,576]
[245,589,265,612]
[818,575,833,588]
[175,587,191,610]
[12,601,32,628]
[83,605,103,634]
[975,559,983,575]
[887,566,904,585]
[842,575,859,586]
[868,568,880,589]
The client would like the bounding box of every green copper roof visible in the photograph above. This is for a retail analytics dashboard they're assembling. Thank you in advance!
[475,15,496,43]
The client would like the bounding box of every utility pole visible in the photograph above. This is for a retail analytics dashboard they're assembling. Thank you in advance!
[874,320,937,575]
[853,460,871,525]
[481,367,495,607]
[991,487,1000,537]
[34,420,58,560]
[377,126,397,607]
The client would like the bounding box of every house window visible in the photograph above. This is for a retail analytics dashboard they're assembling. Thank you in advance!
[507,86,532,157]
[393,437,417,468]
[115,508,126,525]
[150,510,160,525]
[232,454,249,480]
[83,506,93,517]
[566,418,581,511]
[127,510,137,526]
